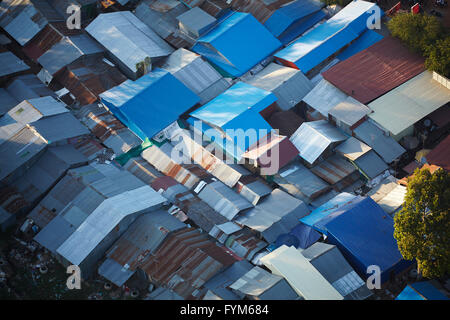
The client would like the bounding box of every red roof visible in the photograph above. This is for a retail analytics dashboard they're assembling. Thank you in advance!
[322,37,425,104]
[426,135,450,171]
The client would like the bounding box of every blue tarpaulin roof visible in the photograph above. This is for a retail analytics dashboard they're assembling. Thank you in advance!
[300,192,358,232]
[100,68,200,140]
[264,0,325,37]
[396,282,449,300]
[193,12,282,77]
[316,196,410,283]
[275,1,381,73]
[278,10,327,45]
[337,29,384,61]
[274,223,321,249]
[189,82,275,160]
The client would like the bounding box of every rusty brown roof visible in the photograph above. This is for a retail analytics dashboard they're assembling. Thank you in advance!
[322,37,425,104]
[426,135,450,171]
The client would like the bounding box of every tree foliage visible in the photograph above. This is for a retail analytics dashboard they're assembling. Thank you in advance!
[394,168,450,279]
[388,13,449,77]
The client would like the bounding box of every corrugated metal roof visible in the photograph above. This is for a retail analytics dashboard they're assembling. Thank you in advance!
[192,12,281,77]
[275,1,378,73]
[177,7,217,38]
[290,120,347,165]
[234,178,272,206]
[310,154,356,186]
[123,156,162,185]
[86,11,174,78]
[323,36,425,104]
[0,126,47,182]
[301,242,372,300]
[34,215,76,254]
[353,120,406,163]
[275,162,330,202]
[134,0,188,40]
[100,69,200,140]
[6,74,56,101]
[260,245,344,299]
[235,188,310,243]
[245,62,313,110]
[98,258,135,287]
[303,79,349,117]
[0,52,30,77]
[230,265,299,299]
[267,110,305,137]
[336,29,384,61]
[56,185,166,266]
[353,149,388,180]
[161,48,229,103]
[198,180,253,220]
[367,176,406,215]
[0,88,19,116]
[329,96,370,127]
[169,129,248,187]
[368,71,450,136]
[335,136,371,161]
[425,135,450,171]
[203,260,253,300]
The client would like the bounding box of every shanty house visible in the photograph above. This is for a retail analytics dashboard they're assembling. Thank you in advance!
[100,68,200,141]
[86,11,174,80]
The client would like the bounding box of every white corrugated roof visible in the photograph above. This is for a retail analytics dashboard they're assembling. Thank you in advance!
[260,245,344,300]
[369,71,450,136]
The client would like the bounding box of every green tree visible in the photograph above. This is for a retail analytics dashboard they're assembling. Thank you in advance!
[424,36,450,78]
[394,167,450,279]
[387,13,444,54]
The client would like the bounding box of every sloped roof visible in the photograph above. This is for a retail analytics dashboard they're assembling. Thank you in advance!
[425,135,450,171]
[323,36,425,104]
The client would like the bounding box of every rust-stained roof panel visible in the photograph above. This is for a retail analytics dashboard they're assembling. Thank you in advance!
[322,37,425,104]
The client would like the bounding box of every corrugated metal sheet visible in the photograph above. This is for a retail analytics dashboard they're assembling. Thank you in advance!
[290,120,347,165]
[275,1,379,73]
[267,110,305,137]
[161,48,230,104]
[170,129,249,187]
[245,63,313,110]
[235,188,309,243]
[141,144,201,189]
[177,7,217,38]
[367,176,406,215]
[368,71,450,137]
[425,135,450,171]
[234,177,272,205]
[34,215,76,253]
[0,52,30,77]
[260,245,343,299]
[310,154,356,186]
[335,136,371,161]
[301,242,372,300]
[230,265,299,299]
[0,89,19,116]
[323,36,425,104]
[192,12,281,77]
[86,11,174,79]
[303,79,348,117]
[353,149,388,180]
[224,228,267,260]
[199,0,231,18]
[329,96,370,127]
[6,74,56,101]
[353,120,406,164]
[123,156,163,186]
[22,23,70,61]
[275,162,330,203]
[198,180,253,220]
[147,287,184,300]
[134,0,188,39]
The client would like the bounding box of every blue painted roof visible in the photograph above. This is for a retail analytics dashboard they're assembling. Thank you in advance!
[275,1,381,73]
[300,192,358,232]
[337,29,384,61]
[396,282,449,300]
[100,68,200,140]
[264,0,325,37]
[193,12,282,77]
[317,196,407,282]
[278,10,327,45]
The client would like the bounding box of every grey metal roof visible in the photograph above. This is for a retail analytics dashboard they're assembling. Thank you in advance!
[34,215,76,254]
[37,35,103,75]
[245,63,313,110]
[303,79,348,117]
[30,112,90,144]
[98,258,135,287]
[123,156,163,186]
[86,11,173,75]
[198,181,253,220]
[329,96,371,127]
[6,74,56,101]
[335,136,372,161]
[134,0,188,39]
[147,287,183,300]
[301,242,372,300]
[0,88,19,116]
[203,260,253,300]
[353,120,406,163]
[354,149,389,180]
[290,120,347,165]
[235,188,310,243]
[0,52,30,77]
[367,175,406,215]
[177,7,217,38]
[235,179,272,206]
[275,162,330,203]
